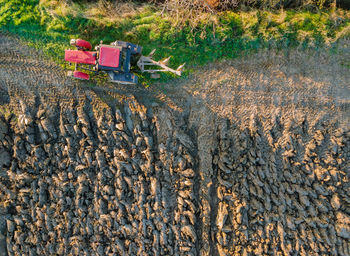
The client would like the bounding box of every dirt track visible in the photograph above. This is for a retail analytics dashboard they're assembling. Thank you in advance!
[0,31,349,256]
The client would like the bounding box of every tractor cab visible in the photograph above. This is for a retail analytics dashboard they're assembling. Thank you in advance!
[96,45,121,70]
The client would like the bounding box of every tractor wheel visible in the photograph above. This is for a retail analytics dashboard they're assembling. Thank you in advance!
[75,39,92,50]
[72,71,90,80]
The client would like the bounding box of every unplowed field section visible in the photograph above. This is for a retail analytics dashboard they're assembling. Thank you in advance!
[0,33,71,102]
[171,45,350,128]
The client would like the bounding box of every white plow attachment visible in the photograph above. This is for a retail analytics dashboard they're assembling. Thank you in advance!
[137,49,185,76]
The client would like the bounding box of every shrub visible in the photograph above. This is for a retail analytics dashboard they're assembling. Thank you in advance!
[0,0,40,26]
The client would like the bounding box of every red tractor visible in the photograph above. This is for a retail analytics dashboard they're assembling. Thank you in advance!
[65,39,184,85]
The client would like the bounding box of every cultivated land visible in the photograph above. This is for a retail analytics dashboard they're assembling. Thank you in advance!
[0,24,350,256]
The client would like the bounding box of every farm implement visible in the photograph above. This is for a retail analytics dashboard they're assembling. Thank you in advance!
[64,39,184,85]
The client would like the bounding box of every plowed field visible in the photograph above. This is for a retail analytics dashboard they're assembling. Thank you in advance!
[0,31,349,256]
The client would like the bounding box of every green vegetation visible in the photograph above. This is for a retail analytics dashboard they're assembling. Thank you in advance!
[0,106,15,121]
[1,0,349,82]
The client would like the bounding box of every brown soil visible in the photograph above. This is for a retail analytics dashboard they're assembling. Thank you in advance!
[0,31,349,256]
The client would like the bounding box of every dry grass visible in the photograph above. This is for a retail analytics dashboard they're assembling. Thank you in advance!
[39,0,86,18]
[162,0,336,10]
[85,0,149,21]
[40,0,149,22]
